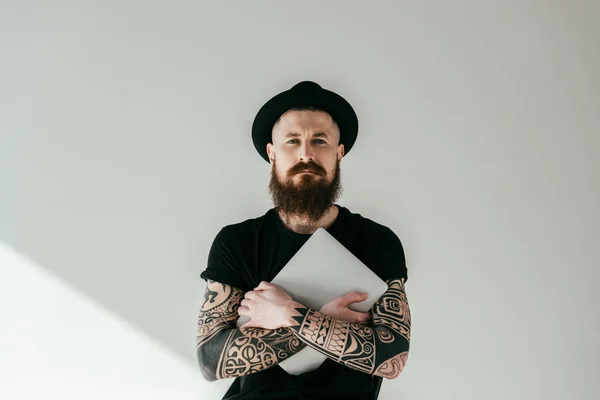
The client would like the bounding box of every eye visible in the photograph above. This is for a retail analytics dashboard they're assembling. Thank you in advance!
[313,139,326,144]
[286,139,299,144]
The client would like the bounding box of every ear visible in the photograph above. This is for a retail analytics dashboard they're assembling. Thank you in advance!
[266,143,275,163]
[337,143,345,161]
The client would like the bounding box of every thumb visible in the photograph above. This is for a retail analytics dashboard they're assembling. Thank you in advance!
[339,292,368,306]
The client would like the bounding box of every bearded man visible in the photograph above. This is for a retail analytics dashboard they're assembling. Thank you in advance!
[196,81,411,400]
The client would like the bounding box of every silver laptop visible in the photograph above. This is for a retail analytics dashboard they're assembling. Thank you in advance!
[236,227,388,375]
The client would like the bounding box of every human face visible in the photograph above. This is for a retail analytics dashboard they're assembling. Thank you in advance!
[266,110,345,221]
[267,109,344,184]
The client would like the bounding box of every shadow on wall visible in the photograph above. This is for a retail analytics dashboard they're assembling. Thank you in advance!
[0,207,216,367]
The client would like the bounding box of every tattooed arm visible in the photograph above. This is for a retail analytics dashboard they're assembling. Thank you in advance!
[288,278,411,379]
[196,279,307,381]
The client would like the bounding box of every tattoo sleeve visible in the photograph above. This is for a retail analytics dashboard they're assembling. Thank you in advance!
[288,278,411,379]
[196,279,307,381]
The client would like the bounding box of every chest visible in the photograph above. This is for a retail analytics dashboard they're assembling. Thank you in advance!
[246,231,379,289]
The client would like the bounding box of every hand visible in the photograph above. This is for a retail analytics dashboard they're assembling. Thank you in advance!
[320,291,372,325]
[238,281,303,330]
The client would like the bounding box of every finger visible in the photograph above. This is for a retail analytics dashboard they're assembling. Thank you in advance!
[244,291,259,300]
[338,292,368,306]
[240,299,253,308]
[346,310,372,324]
[361,312,373,324]
[238,305,249,316]
[256,281,275,291]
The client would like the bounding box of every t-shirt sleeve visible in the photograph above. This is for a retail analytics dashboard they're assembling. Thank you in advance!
[199,226,248,291]
[375,227,408,283]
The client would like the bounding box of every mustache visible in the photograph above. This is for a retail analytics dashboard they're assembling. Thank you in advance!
[287,161,326,176]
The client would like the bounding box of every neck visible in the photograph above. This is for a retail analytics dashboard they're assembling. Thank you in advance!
[277,204,339,234]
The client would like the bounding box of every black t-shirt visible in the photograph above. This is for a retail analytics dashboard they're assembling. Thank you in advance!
[200,204,408,400]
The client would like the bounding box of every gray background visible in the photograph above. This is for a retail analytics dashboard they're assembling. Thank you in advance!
[1,1,598,399]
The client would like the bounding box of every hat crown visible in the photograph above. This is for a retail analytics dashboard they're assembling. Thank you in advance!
[291,81,322,93]
[252,80,358,162]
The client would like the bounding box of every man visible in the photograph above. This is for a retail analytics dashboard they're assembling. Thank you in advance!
[196,81,411,400]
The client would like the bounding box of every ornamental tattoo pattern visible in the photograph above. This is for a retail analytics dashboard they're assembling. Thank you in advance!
[196,281,242,348]
[290,278,411,379]
[196,279,306,380]
[372,279,411,342]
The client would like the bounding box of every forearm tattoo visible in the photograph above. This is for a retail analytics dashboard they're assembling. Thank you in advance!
[289,278,411,379]
[196,279,306,381]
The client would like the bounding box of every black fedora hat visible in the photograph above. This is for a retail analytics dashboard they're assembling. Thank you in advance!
[251,81,359,163]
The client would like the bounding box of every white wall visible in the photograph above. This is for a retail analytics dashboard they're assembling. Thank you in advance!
[1,1,598,399]
[0,242,219,399]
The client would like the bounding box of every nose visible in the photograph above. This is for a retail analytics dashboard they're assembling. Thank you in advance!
[298,142,314,162]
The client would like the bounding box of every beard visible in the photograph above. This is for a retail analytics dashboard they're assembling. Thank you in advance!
[269,158,343,222]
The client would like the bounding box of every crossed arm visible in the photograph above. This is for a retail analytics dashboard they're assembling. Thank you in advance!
[287,278,410,379]
[196,279,307,381]
[196,278,410,381]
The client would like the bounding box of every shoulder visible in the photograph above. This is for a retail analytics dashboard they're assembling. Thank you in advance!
[341,206,408,282]
[212,208,274,243]
[340,205,402,243]
[203,209,274,289]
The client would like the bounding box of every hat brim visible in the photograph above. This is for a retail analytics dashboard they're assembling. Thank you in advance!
[251,82,358,163]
